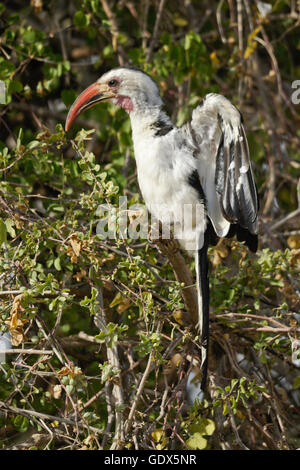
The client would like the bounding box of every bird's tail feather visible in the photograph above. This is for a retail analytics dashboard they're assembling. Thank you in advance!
[195,233,210,391]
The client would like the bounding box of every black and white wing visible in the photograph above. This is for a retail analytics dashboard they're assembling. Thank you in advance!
[184,93,258,391]
[189,93,258,245]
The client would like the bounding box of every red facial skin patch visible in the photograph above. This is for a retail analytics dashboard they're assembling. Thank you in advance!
[116,95,134,112]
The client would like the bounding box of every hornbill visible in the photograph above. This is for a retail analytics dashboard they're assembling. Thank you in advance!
[65,67,258,391]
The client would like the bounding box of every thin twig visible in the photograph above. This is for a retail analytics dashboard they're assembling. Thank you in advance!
[125,349,154,434]
[269,209,300,231]
[125,320,163,434]
[216,0,226,44]
[0,349,53,355]
[146,0,167,62]
[0,400,109,436]
[227,401,249,450]
[100,0,126,66]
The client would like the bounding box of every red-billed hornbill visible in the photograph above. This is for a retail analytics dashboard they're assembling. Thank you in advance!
[65,67,258,391]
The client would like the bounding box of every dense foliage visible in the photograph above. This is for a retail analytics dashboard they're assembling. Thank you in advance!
[0,0,300,450]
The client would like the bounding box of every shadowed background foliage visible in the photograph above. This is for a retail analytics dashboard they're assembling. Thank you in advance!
[0,0,300,450]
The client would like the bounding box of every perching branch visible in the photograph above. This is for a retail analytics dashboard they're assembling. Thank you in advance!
[155,236,198,328]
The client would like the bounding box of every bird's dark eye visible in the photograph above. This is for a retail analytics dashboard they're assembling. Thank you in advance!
[108,79,118,87]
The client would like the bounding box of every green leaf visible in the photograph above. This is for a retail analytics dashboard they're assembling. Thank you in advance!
[0,218,7,244]
[54,257,61,271]
[4,218,16,238]
[173,13,188,27]
[293,376,300,390]
[0,58,15,80]
[109,291,124,308]
[189,418,215,437]
[23,29,36,43]
[65,384,74,395]
[8,79,23,94]
[74,11,90,28]
[186,432,207,450]
[204,419,215,436]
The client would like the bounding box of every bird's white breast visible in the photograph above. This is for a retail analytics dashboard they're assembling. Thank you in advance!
[132,130,206,251]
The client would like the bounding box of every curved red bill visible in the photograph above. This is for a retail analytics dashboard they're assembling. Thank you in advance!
[65,82,114,131]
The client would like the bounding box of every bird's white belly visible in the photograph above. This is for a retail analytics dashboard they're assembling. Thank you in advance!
[135,144,206,251]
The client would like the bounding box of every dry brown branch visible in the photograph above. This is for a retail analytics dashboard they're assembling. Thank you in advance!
[125,350,154,433]
[93,285,125,449]
[0,348,53,354]
[35,317,66,365]
[0,400,109,437]
[155,237,198,327]
[227,401,249,450]
[269,179,300,230]
[146,0,167,62]
[100,0,126,66]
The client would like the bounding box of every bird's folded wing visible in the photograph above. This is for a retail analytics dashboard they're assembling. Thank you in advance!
[188,93,258,236]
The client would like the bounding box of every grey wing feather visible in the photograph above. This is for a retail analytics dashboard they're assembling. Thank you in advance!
[188,93,258,237]
[216,117,258,234]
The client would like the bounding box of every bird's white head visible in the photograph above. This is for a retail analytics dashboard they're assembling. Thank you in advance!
[65,67,163,131]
